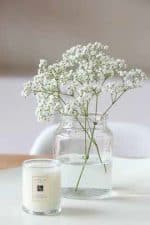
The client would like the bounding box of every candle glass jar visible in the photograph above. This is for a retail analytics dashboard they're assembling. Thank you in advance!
[22,159,61,215]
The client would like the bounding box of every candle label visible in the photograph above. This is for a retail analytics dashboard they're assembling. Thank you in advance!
[32,176,49,201]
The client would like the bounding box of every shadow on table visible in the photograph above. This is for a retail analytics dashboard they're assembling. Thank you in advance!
[62,206,104,217]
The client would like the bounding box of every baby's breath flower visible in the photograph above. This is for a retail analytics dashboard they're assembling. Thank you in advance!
[21,81,32,97]
[22,42,147,121]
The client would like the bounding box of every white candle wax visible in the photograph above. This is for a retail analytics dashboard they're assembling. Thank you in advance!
[22,159,61,214]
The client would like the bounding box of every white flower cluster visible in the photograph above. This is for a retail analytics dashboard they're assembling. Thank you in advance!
[22,42,147,121]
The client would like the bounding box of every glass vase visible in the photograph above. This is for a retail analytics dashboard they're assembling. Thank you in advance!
[55,114,113,200]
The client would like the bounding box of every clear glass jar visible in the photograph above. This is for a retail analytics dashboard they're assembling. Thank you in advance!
[55,114,113,200]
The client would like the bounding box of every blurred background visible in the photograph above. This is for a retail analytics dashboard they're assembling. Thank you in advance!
[0,0,150,154]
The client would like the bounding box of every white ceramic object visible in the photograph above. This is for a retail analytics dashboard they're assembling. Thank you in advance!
[110,122,150,158]
[30,124,59,155]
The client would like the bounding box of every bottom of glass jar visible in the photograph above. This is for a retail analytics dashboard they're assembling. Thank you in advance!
[22,205,61,216]
[62,188,112,200]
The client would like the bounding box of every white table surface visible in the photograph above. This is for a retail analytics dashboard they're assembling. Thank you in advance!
[0,158,150,225]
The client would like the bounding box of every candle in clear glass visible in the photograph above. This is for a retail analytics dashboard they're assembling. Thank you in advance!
[22,159,61,215]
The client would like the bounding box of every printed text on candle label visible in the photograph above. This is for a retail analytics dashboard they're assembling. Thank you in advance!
[32,176,49,201]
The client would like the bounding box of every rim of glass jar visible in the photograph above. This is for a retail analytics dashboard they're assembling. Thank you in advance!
[62,113,108,122]
[62,113,108,119]
[23,158,61,168]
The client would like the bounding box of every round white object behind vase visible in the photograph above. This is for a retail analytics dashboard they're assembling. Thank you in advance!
[110,122,150,158]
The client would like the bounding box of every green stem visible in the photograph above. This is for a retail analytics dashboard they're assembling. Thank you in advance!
[87,117,106,172]
[75,89,128,190]
[102,89,128,117]
[32,88,73,97]
[93,139,107,172]
[87,124,96,157]
[76,116,104,165]
[75,157,88,192]
[84,116,87,156]
[75,123,96,191]
[95,94,98,118]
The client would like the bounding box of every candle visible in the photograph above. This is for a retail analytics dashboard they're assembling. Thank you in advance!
[22,159,61,215]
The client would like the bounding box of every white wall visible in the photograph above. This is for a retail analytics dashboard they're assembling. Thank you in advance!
[0,0,150,73]
[0,1,149,154]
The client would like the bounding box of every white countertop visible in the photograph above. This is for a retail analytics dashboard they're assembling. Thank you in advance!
[0,158,150,225]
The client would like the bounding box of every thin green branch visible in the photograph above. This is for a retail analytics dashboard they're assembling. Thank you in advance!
[84,115,87,156]
[75,123,96,191]
[31,88,73,97]
[102,89,128,116]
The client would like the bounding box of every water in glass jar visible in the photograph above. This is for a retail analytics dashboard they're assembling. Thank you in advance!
[59,154,112,200]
